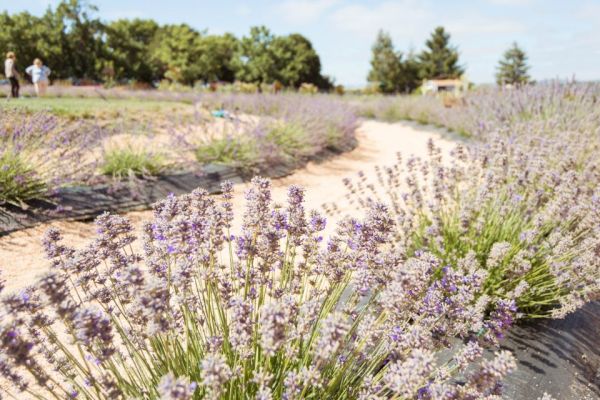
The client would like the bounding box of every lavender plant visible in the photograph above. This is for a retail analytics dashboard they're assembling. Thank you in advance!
[0,109,101,207]
[101,146,167,179]
[0,179,519,399]
[335,83,600,319]
[179,93,358,175]
[354,81,600,140]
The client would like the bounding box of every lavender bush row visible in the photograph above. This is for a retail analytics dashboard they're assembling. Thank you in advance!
[0,179,521,399]
[335,139,599,318]
[0,92,358,208]
[355,81,600,139]
[179,93,358,175]
[0,85,197,103]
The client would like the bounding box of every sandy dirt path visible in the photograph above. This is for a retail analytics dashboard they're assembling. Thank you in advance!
[0,120,459,292]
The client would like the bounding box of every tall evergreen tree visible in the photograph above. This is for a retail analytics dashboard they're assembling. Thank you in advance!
[399,50,421,93]
[418,26,464,80]
[367,30,402,93]
[495,42,531,86]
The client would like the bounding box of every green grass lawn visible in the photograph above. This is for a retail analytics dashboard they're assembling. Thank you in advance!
[1,97,193,120]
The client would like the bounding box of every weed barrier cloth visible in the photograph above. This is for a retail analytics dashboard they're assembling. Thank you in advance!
[0,136,355,235]
[501,301,600,399]
[0,164,245,235]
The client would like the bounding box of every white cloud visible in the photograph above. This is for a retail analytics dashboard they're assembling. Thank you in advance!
[485,0,535,5]
[103,10,146,21]
[329,1,523,46]
[446,18,526,35]
[330,0,431,40]
[235,3,252,17]
[277,0,340,24]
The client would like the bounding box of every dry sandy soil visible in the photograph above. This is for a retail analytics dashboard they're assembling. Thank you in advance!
[0,120,458,292]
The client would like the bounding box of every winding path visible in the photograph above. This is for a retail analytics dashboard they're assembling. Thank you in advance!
[0,120,458,291]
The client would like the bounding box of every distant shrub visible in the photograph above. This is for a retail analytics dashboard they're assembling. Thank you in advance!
[0,151,47,206]
[232,81,259,94]
[266,123,312,160]
[101,146,166,179]
[195,135,259,174]
[0,110,100,210]
[299,82,318,94]
[157,79,193,92]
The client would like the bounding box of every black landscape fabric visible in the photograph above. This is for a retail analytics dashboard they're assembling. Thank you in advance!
[501,301,600,399]
[0,164,244,235]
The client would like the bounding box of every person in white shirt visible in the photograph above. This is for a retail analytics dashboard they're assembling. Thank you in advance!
[25,58,51,97]
[4,52,19,98]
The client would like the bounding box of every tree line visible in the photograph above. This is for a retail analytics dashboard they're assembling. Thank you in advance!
[0,0,332,88]
[1,0,532,92]
[368,27,531,93]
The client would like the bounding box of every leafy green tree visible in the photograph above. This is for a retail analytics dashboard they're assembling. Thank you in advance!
[0,11,44,78]
[234,26,277,85]
[0,4,332,87]
[271,33,323,88]
[0,1,106,81]
[149,23,204,85]
[53,0,106,80]
[196,33,239,83]
[418,26,464,79]
[367,30,402,93]
[235,27,329,88]
[495,42,531,86]
[105,19,160,83]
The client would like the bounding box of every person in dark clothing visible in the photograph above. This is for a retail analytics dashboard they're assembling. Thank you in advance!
[4,52,20,98]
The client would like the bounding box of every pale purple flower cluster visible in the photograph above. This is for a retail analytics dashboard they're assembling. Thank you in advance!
[158,373,198,400]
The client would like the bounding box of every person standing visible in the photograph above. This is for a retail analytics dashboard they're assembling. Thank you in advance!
[25,58,51,97]
[4,52,19,99]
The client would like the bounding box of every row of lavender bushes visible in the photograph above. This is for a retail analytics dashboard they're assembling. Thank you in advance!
[1,83,595,398]
[354,81,600,139]
[0,93,357,209]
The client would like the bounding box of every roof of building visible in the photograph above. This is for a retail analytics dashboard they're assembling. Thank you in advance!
[426,79,463,86]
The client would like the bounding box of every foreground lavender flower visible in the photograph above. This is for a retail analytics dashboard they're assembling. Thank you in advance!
[0,178,518,399]
[158,373,197,400]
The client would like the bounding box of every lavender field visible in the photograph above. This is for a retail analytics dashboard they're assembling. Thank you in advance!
[0,90,357,208]
[0,83,599,399]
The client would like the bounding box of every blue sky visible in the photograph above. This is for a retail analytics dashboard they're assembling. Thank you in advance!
[4,0,600,86]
